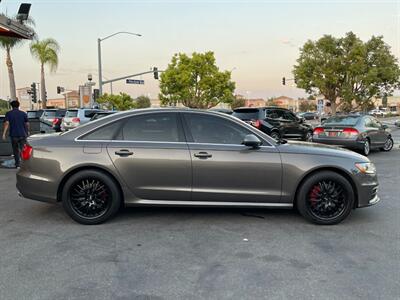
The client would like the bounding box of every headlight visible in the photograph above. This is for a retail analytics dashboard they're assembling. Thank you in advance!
[355,162,376,174]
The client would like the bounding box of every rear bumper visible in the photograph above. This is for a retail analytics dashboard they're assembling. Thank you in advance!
[312,137,364,150]
[16,169,58,203]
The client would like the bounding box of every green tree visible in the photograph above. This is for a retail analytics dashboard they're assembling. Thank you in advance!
[0,99,10,115]
[97,93,135,111]
[159,52,235,108]
[135,95,151,108]
[0,17,35,101]
[299,100,317,112]
[293,32,400,114]
[30,38,60,108]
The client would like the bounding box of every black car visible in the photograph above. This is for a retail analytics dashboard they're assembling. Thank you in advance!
[313,114,393,156]
[298,112,318,120]
[232,107,313,141]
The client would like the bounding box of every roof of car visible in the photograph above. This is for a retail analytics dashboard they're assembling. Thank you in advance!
[233,106,287,111]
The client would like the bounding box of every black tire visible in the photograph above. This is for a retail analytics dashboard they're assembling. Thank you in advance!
[303,131,313,142]
[361,139,370,156]
[270,131,281,141]
[297,171,354,225]
[62,170,121,225]
[380,137,393,152]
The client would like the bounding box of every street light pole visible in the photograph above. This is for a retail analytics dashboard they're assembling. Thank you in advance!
[97,31,142,96]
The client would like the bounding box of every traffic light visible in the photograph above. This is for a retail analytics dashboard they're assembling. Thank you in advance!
[30,83,37,103]
[282,77,286,85]
[153,67,159,80]
[57,86,65,94]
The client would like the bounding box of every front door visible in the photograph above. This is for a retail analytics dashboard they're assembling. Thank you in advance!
[182,112,282,203]
[106,112,192,201]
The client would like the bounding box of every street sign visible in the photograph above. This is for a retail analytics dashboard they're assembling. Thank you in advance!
[317,99,324,113]
[126,79,144,85]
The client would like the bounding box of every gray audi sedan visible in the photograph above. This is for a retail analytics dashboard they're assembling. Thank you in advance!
[17,108,379,225]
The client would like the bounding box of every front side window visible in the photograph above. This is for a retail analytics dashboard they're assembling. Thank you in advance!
[282,111,297,121]
[121,113,181,142]
[184,113,253,145]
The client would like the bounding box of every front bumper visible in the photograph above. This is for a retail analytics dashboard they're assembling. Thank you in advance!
[355,173,380,208]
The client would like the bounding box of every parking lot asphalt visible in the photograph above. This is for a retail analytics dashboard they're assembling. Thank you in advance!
[0,127,399,300]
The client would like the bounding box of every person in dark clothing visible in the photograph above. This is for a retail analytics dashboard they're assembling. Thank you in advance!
[2,101,30,167]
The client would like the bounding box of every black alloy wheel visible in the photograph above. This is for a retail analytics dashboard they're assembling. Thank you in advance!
[270,131,281,141]
[62,170,121,225]
[297,171,354,225]
[304,131,313,142]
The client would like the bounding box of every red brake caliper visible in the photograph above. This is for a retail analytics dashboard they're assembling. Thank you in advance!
[309,185,321,207]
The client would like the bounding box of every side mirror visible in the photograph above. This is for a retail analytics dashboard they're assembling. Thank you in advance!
[242,134,262,148]
[382,124,388,130]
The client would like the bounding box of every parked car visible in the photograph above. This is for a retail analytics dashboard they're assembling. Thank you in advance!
[40,109,66,126]
[61,108,102,131]
[90,111,117,121]
[232,107,313,141]
[297,112,318,120]
[369,109,387,117]
[394,119,400,127]
[312,115,393,156]
[17,109,379,225]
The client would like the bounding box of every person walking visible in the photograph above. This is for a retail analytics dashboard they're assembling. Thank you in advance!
[2,101,29,168]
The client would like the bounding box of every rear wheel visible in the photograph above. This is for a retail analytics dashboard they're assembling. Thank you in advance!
[297,171,354,225]
[380,137,393,152]
[62,170,121,225]
[361,139,370,156]
[303,131,313,142]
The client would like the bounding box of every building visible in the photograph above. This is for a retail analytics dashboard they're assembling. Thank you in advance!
[64,91,80,108]
[47,98,66,108]
[244,98,266,107]
[16,87,36,111]
[272,96,298,111]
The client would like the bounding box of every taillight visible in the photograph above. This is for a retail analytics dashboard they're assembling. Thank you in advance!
[342,127,359,136]
[253,120,261,128]
[21,144,33,160]
[52,118,57,125]
[72,117,80,123]
[313,127,325,135]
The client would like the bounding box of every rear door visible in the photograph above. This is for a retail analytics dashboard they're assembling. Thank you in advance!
[106,112,192,201]
[281,110,304,138]
[364,117,380,146]
[182,112,282,203]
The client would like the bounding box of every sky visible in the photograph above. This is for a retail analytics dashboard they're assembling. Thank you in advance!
[1,0,399,101]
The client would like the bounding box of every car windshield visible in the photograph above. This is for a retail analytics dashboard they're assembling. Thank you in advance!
[66,110,78,117]
[323,116,360,126]
[232,109,260,120]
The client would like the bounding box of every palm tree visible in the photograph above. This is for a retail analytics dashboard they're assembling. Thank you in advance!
[0,17,35,101]
[30,38,60,108]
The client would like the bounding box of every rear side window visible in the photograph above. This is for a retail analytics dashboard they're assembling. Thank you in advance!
[56,110,66,117]
[266,109,283,119]
[232,109,261,120]
[84,110,99,118]
[66,110,78,117]
[81,121,123,140]
[120,113,181,142]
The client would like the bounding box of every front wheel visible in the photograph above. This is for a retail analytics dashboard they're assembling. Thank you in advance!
[380,137,393,152]
[270,131,281,141]
[297,171,354,225]
[62,170,121,225]
[361,139,370,156]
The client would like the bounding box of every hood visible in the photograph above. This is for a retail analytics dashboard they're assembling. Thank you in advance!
[277,140,369,161]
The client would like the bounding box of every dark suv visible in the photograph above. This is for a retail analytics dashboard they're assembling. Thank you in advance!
[232,107,313,141]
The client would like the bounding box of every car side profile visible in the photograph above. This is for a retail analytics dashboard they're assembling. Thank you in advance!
[17,109,379,225]
[313,115,393,156]
[232,107,313,141]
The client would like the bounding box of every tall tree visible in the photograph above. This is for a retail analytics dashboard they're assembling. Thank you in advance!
[159,52,235,108]
[293,32,400,114]
[0,17,35,101]
[30,38,60,108]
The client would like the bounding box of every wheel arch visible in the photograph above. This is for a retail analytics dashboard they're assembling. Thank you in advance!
[293,166,359,209]
[56,165,125,204]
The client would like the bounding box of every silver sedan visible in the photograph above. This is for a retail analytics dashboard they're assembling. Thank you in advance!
[17,109,379,225]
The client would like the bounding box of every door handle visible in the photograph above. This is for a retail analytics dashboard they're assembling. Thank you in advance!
[115,149,133,157]
[194,152,212,159]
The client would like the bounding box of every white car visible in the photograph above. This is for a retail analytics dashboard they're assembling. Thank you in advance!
[61,109,102,131]
[369,109,387,117]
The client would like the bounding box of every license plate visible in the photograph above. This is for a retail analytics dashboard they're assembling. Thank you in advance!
[328,131,338,137]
